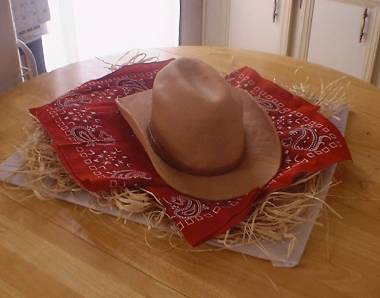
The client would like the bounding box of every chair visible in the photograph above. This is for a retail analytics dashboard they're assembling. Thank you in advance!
[17,39,38,79]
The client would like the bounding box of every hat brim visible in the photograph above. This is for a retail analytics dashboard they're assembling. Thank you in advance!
[116,88,281,201]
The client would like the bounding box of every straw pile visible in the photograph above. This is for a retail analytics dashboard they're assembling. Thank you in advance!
[1,53,349,254]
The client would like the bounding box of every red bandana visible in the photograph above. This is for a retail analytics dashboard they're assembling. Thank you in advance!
[30,60,351,246]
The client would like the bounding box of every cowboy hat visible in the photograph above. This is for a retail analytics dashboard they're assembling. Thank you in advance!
[116,58,281,201]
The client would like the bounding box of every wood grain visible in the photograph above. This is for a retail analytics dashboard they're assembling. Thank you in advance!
[1,47,380,297]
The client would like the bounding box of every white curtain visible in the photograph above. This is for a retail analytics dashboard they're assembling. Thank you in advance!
[42,0,180,71]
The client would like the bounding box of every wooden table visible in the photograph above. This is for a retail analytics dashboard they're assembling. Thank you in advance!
[0,47,379,298]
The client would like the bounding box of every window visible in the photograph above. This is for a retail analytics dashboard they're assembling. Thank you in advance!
[42,0,180,71]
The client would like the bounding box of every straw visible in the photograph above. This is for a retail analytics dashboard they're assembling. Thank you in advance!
[0,53,348,256]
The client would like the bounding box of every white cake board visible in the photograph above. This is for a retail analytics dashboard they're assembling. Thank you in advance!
[0,109,349,267]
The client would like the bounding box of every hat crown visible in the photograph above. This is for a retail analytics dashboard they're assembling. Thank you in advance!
[149,58,245,175]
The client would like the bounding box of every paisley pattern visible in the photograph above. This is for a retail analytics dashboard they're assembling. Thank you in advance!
[70,126,115,146]
[57,94,93,108]
[164,195,205,219]
[283,127,332,151]
[256,97,280,111]
[111,169,152,180]
[117,78,149,95]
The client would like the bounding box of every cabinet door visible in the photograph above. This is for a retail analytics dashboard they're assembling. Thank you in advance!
[202,0,231,46]
[228,0,292,54]
[307,0,378,80]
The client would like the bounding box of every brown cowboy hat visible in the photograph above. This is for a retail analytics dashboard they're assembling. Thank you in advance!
[116,58,281,201]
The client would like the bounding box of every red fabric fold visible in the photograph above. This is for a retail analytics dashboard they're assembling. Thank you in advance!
[30,60,351,246]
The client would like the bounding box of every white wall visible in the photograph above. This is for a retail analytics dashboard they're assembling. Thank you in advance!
[180,0,203,45]
[0,0,21,93]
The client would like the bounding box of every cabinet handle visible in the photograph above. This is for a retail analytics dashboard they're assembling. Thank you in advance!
[273,0,279,23]
[299,0,303,9]
[359,8,369,43]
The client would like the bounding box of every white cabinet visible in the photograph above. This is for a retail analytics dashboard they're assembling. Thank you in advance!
[202,0,292,55]
[280,0,380,83]
[202,0,230,47]
[295,0,380,81]
[228,0,292,54]
[202,0,380,86]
